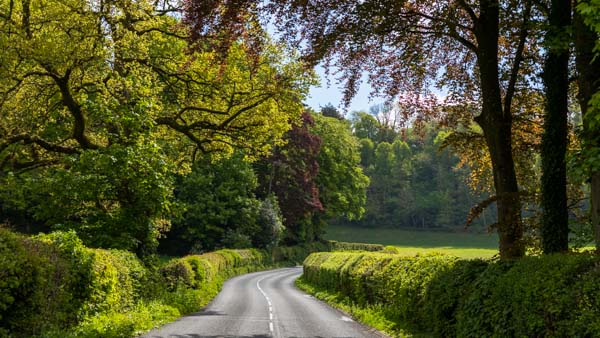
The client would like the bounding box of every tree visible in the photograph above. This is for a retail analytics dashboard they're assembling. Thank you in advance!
[347,121,485,230]
[352,112,381,141]
[163,154,262,255]
[575,0,600,248]
[320,103,344,120]
[310,113,369,226]
[0,0,311,255]
[541,0,571,253]
[253,195,285,249]
[255,111,323,244]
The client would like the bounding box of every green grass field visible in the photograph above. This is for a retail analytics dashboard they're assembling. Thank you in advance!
[324,224,499,258]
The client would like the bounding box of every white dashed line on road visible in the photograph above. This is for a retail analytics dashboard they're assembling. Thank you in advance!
[257,276,275,335]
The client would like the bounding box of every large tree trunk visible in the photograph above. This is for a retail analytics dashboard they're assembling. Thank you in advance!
[594,175,600,246]
[574,6,600,248]
[474,0,524,259]
[541,0,571,253]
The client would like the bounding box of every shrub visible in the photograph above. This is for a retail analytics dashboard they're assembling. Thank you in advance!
[423,259,489,337]
[160,259,195,290]
[0,230,150,336]
[456,254,600,338]
[328,240,384,252]
[2,229,338,337]
[302,251,600,337]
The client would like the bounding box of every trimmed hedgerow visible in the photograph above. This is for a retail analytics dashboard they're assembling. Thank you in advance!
[456,254,600,338]
[159,249,269,291]
[328,240,384,252]
[302,251,600,337]
[271,241,331,264]
[0,230,275,337]
[0,228,385,337]
[422,259,489,337]
[0,229,151,336]
[270,240,383,265]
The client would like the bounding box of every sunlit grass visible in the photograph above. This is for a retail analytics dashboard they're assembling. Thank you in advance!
[324,224,499,258]
[383,246,498,259]
[325,224,498,248]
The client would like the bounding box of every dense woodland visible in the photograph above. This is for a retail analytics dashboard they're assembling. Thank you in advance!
[340,105,496,230]
[0,0,599,261]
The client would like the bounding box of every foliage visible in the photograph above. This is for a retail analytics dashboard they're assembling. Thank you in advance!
[344,117,494,230]
[328,240,384,252]
[255,111,323,243]
[311,113,369,224]
[164,154,262,254]
[185,0,552,258]
[0,229,147,336]
[2,143,176,255]
[320,103,344,120]
[0,0,311,255]
[0,229,309,337]
[301,251,600,337]
[422,259,489,337]
[270,241,332,264]
[3,230,381,336]
[253,195,285,249]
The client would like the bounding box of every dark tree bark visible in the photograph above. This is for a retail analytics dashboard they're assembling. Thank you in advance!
[473,0,524,259]
[574,4,600,248]
[541,0,571,253]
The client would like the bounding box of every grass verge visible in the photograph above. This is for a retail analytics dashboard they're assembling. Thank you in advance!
[295,276,424,338]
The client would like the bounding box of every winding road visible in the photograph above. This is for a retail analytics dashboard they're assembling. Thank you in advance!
[142,267,386,338]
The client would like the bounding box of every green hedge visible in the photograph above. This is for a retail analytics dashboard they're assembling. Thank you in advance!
[0,230,275,337]
[0,229,149,336]
[328,240,384,252]
[0,229,384,337]
[160,249,268,291]
[302,251,600,337]
[269,240,383,265]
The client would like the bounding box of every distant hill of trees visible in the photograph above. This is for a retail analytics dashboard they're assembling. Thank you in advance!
[333,105,495,231]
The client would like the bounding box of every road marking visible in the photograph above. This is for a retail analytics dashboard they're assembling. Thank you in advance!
[340,316,354,322]
[257,276,275,335]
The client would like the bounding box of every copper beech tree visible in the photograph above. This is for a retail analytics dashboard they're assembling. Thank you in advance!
[185,0,545,259]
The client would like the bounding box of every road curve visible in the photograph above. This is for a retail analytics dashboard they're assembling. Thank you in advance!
[142,267,386,338]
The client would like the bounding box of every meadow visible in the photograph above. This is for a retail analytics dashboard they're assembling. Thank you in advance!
[324,224,499,258]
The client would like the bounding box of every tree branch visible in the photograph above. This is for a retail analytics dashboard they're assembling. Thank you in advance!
[0,133,78,154]
[50,69,100,150]
[504,0,532,117]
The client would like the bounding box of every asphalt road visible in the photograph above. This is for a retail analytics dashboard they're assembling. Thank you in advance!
[142,267,386,338]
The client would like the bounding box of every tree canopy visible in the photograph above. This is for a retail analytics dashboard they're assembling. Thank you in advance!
[0,0,312,255]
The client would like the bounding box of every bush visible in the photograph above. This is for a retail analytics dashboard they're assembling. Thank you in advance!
[423,259,489,337]
[456,254,600,338]
[0,230,152,336]
[272,241,331,264]
[0,229,92,335]
[328,240,384,252]
[302,251,600,337]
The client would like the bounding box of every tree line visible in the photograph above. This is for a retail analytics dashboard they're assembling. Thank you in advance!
[333,106,495,231]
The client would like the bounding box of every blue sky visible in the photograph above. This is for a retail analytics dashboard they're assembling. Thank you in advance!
[304,65,385,115]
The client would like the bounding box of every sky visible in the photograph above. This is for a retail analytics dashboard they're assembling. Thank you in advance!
[304,65,385,115]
